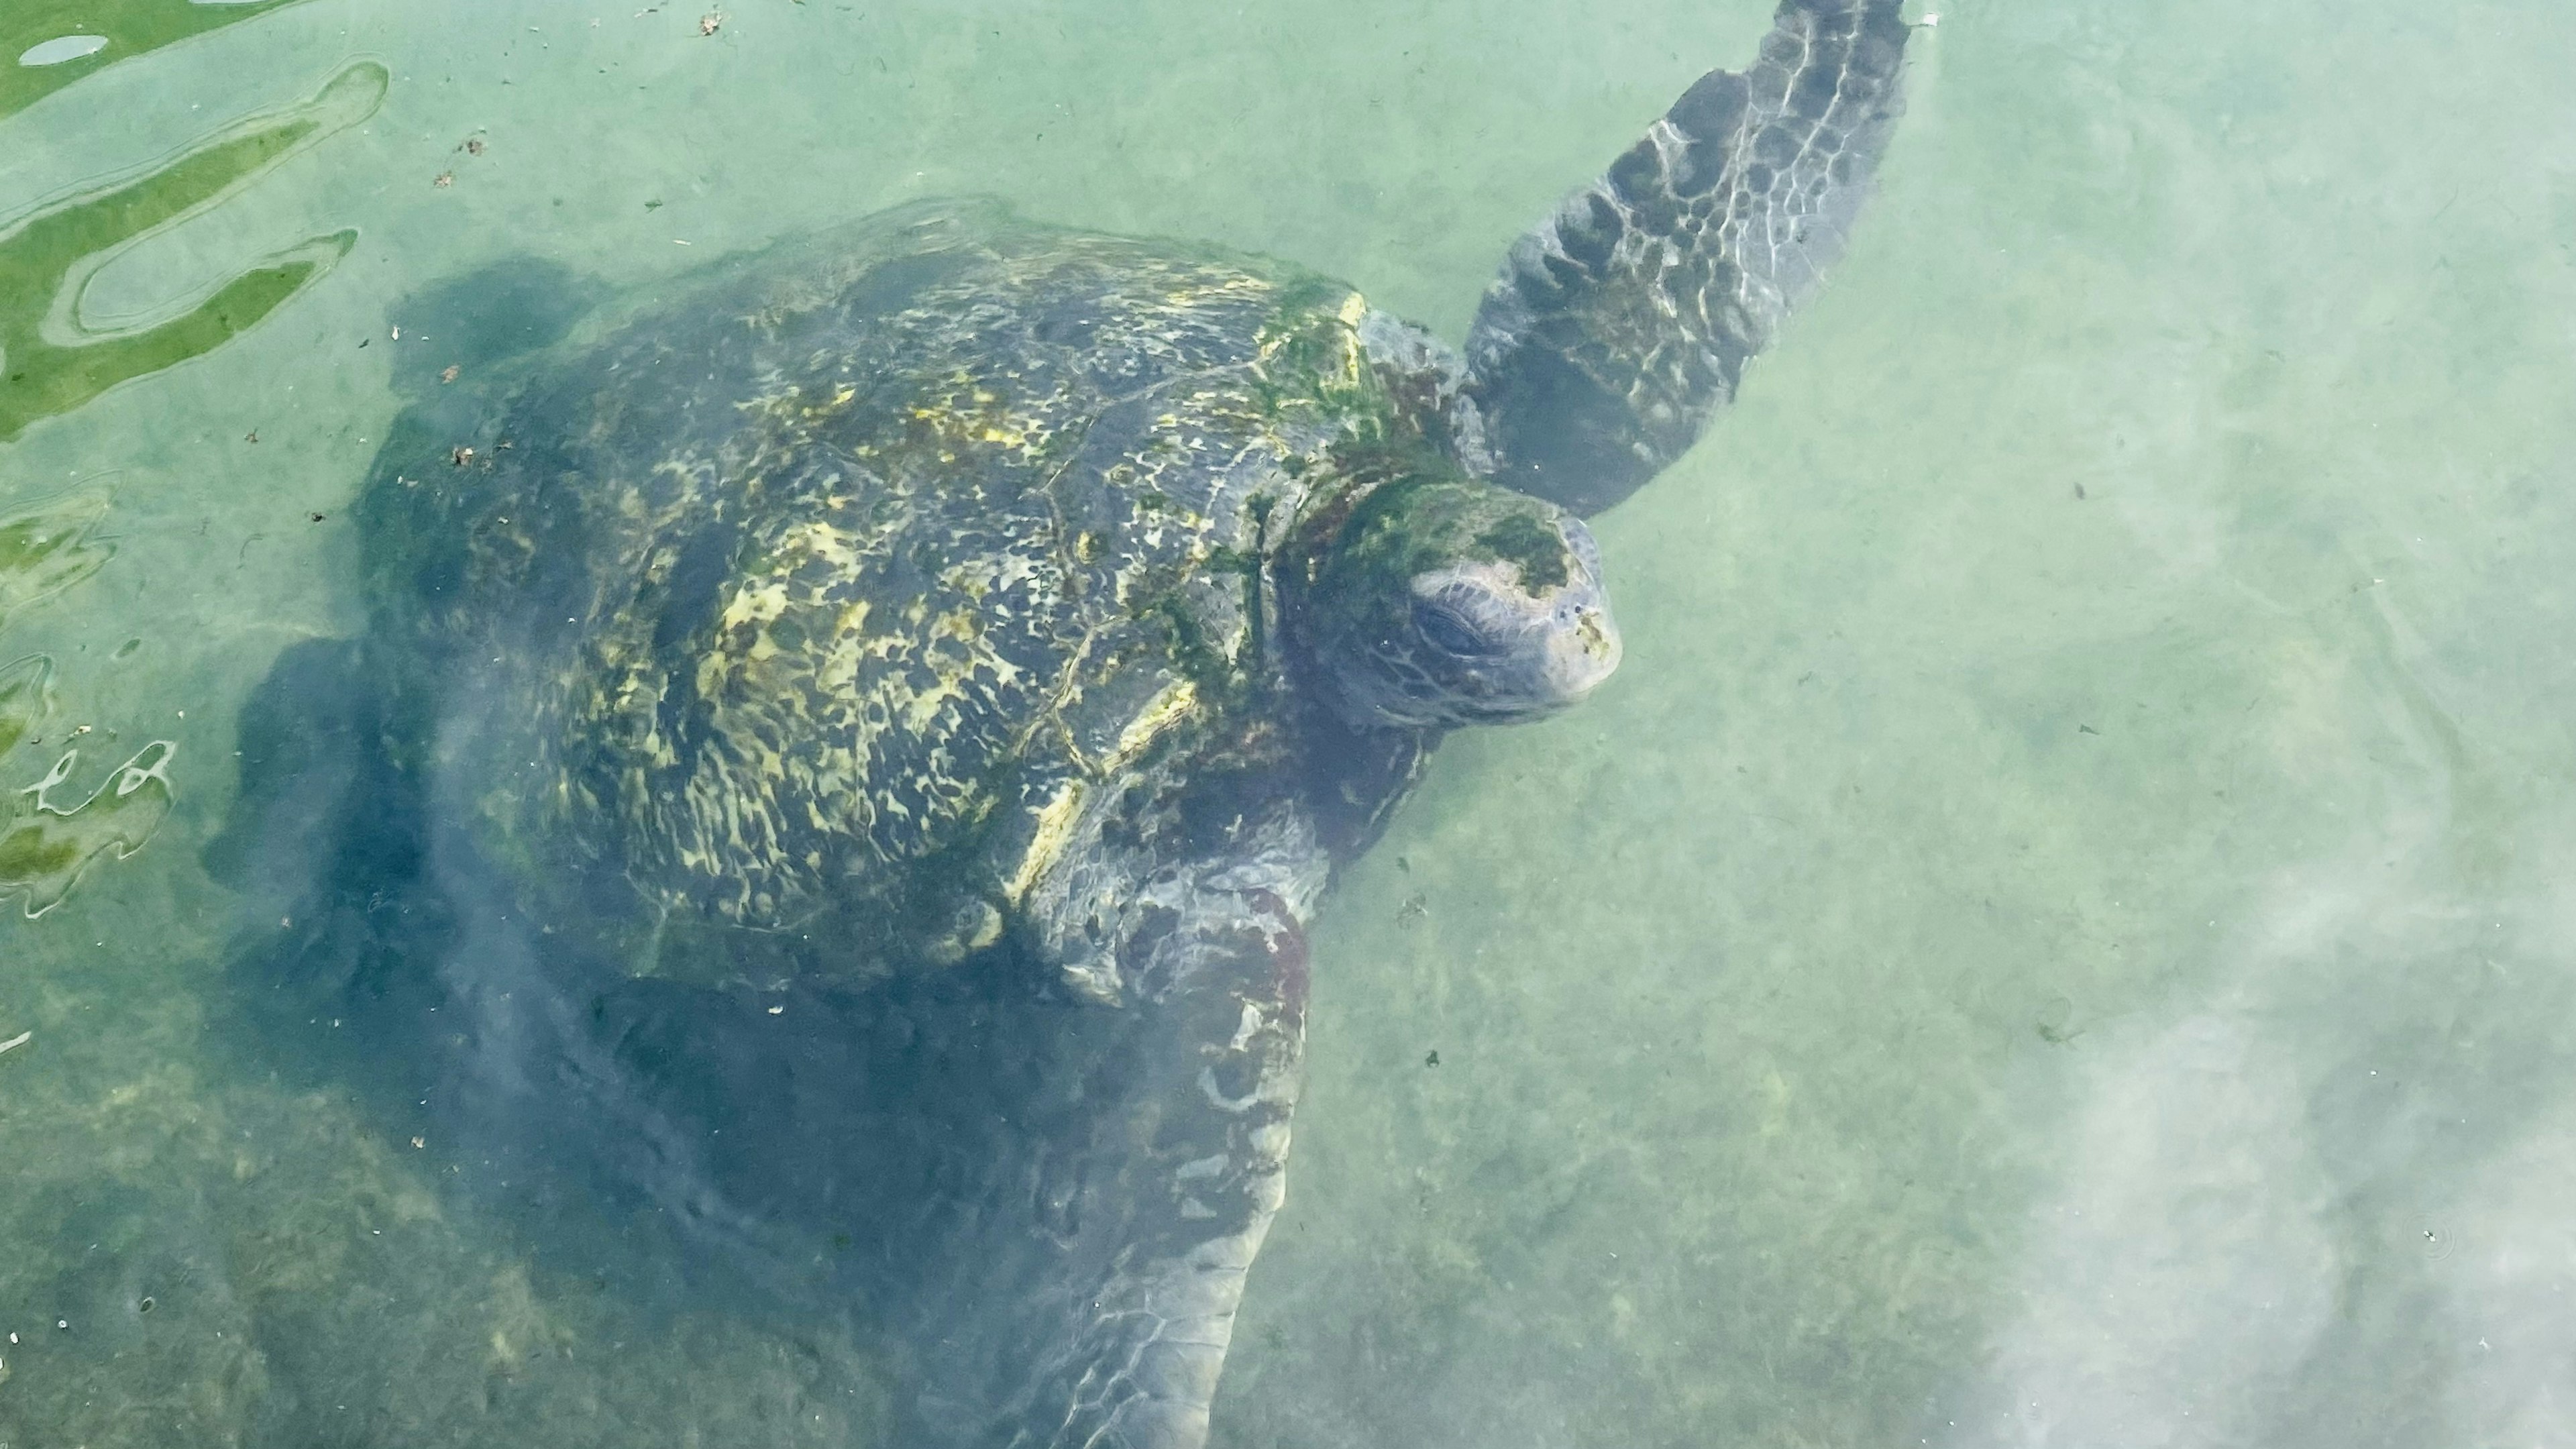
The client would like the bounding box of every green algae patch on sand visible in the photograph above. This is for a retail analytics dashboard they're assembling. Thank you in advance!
[0,486,182,918]
[0,60,384,443]
[0,739,178,918]
[0,652,54,757]
[2,0,307,122]
[0,487,113,629]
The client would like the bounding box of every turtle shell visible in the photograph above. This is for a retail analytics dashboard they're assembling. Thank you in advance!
[357,201,1407,989]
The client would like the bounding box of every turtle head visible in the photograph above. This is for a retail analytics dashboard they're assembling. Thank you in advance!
[1288,472,1621,730]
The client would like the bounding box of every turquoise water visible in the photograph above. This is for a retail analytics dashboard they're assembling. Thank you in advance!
[3,1,2574,1445]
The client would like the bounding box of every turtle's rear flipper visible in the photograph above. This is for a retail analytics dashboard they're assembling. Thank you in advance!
[569,802,1322,1446]
[1464,0,1912,515]
[991,891,1309,1447]
[575,802,1323,1446]
[803,824,1319,1448]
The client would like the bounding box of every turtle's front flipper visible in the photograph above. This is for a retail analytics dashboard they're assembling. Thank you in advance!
[1464,0,1911,515]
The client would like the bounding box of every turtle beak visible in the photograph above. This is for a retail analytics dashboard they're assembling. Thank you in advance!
[1534,513,1619,708]
[1540,594,1622,706]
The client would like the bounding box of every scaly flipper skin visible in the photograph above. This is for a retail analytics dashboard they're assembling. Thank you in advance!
[1465,0,1911,515]
[886,803,1325,1448]
[0,61,382,441]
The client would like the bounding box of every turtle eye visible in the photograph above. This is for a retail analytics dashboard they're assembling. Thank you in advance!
[1411,597,1497,658]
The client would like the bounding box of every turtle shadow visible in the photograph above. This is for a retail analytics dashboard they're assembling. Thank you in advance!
[199,254,1225,1438]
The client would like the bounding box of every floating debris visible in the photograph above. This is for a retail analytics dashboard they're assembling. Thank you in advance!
[0,1030,29,1055]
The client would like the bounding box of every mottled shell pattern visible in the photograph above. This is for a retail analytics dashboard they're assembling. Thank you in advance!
[365,201,1429,991]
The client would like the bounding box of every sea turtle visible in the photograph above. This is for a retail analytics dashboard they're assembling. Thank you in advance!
[260,1,1910,1442]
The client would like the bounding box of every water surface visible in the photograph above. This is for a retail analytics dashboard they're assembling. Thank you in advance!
[2,1,2573,1445]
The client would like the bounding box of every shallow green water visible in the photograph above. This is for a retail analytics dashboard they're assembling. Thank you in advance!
[2,1,2573,1445]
